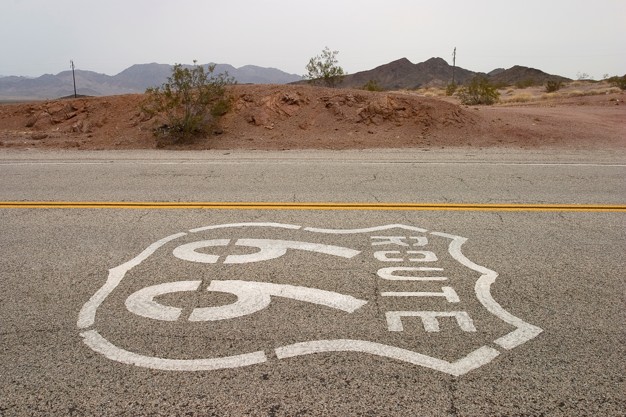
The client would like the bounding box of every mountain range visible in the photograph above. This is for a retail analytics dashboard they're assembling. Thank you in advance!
[0,64,303,99]
[0,58,570,99]
[336,57,569,89]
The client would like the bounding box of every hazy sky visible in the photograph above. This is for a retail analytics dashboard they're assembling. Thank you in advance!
[2,0,625,79]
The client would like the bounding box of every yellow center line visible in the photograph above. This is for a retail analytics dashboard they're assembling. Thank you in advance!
[0,201,624,212]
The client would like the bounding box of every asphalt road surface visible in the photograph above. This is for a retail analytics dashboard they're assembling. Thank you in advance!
[1,149,624,416]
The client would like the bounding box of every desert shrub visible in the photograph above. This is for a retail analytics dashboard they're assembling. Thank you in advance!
[142,61,234,141]
[457,76,500,105]
[607,75,626,90]
[445,82,458,96]
[305,47,346,88]
[545,80,563,92]
[362,79,383,91]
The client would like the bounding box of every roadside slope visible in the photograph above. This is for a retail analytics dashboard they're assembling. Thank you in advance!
[0,84,623,150]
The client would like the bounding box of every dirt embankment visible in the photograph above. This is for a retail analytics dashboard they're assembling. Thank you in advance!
[0,84,624,150]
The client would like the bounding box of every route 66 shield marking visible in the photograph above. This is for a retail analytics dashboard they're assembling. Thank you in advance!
[77,223,542,376]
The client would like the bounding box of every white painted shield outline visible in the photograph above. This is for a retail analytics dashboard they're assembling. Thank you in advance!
[77,223,542,376]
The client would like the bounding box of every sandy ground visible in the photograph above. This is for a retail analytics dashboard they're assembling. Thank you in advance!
[0,84,624,151]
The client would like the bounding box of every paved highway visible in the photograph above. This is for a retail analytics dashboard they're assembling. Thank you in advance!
[0,149,624,416]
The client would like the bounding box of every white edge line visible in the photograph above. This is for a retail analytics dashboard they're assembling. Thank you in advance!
[77,232,187,329]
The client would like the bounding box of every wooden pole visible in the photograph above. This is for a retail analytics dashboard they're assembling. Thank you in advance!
[70,60,77,98]
[452,47,457,85]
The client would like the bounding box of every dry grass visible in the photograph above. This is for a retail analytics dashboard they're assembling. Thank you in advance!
[500,92,535,104]
[414,87,447,97]
[564,87,620,97]
[498,81,620,104]
[399,80,621,105]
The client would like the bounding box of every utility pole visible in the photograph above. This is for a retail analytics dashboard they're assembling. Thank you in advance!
[452,47,457,85]
[70,60,77,98]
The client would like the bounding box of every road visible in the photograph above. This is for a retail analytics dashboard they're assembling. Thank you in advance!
[0,148,624,416]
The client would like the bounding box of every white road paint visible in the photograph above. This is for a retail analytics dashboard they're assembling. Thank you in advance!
[190,280,366,321]
[78,222,543,375]
[190,223,302,233]
[373,250,438,262]
[172,239,360,264]
[386,311,477,332]
[431,231,543,349]
[275,339,499,377]
[226,239,360,264]
[381,287,460,303]
[172,239,229,263]
[305,225,429,234]
[81,329,268,371]
[370,236,428,246]
[77,231,187,329]
[125,280,201,321]
[377,267,447,281]
[125,279,367,322]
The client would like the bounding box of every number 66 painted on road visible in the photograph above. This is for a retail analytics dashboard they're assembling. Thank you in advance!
[77,223,543,376]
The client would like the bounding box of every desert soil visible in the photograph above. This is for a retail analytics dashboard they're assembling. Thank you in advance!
[0,84,624,151]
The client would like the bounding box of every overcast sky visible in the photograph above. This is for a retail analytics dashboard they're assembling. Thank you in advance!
[2,0,625,79]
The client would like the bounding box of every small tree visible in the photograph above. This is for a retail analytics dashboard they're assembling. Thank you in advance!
[305,47,346,88]
[457,75,500,105]
[143,61,234,141]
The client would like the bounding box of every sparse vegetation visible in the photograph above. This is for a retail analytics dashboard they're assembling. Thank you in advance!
[545,80,563,93]
[305,47,346,88]
[563,87,620,97]
[501,92,534,104]
[362,79,383,92]
[607,75,626,90]
[142,61,234,142]
[498,80,620,104]
[445,82,458,96]
[457,75,500,105]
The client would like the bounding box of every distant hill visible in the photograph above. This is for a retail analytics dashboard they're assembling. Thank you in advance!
[339,57,477,89]
[0,63,303,99]
[488,68,506,77]
[488,65,570,86]
[299,57,570,91]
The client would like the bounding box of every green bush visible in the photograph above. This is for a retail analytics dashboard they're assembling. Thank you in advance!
[362,79,383,92]
[545,80,563,92]
[457,76,500,105]
[143,61,234,141]
[305,47,346,88]
[607,75,626,90]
